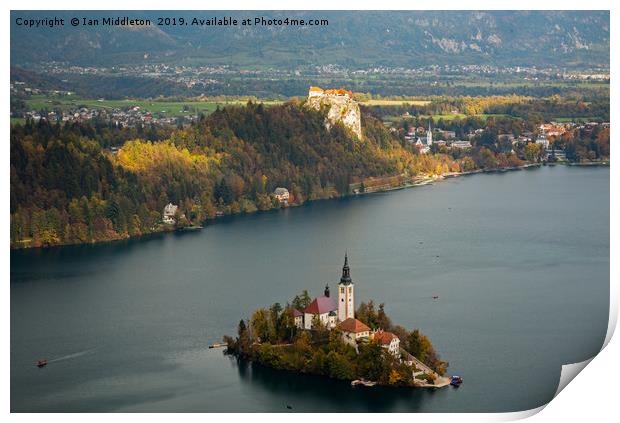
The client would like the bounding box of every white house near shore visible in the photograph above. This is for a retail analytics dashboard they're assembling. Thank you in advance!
[535,131,550,149]
[274,187,290,205]
[162,203,179,225]
[373,330,401,357]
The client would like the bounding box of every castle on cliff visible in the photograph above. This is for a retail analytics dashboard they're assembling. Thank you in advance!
[307,86,363,140]
[308,86,354,99]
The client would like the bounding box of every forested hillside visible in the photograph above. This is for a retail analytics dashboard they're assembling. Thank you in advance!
[11,98,610,249]
[10,101,464,248]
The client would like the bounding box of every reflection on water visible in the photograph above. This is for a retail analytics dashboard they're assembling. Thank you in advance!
[233,358,432,413]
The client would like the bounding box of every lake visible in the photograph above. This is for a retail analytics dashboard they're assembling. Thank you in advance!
[10,165,610,412]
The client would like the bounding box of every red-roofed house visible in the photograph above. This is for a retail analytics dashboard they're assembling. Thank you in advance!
[373,330,401,357]
[338,318,371,344]
[303,285,338,330]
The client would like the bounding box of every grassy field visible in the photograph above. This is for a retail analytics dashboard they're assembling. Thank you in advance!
[23,96,283,118]
[359,99,431,106]
[552,116,603,123]
[421,113,509,121]
[384,113,509,123]
[452,80,610,89]
[25,95,434,114]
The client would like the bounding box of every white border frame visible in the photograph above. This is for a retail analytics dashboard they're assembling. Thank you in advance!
[4,1,616,421]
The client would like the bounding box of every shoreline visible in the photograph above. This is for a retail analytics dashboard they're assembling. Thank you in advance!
[226,353,452,390]
[352,162,543,197]
[10,161,607,251]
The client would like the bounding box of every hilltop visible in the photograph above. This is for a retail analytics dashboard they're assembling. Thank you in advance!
[306,87,362,140]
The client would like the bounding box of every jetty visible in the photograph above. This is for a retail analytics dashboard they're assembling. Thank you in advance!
[209,342,227,349]
[401,349,451,388]
[351,379,377,387]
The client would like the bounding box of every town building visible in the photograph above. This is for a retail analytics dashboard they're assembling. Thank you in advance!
[535,130,550,150]
[450,140,472,149]
[373,330,401,357]
[440,130,456,139]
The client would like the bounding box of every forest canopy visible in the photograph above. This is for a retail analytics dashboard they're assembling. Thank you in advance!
[10,99,609,249]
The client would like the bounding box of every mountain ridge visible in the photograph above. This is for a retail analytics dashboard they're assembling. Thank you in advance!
[11,11,609,69]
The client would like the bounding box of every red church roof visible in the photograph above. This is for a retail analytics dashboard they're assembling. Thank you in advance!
[304,296,337,315]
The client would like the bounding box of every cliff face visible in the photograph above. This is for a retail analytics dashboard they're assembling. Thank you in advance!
[307,88,363,141]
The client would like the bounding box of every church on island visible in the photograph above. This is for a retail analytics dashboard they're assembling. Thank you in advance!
[294,254,400,357]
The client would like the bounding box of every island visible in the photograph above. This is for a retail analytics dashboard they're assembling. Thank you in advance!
[224,255,452,388]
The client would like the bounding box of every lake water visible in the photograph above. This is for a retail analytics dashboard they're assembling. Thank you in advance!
[11,165,610,412]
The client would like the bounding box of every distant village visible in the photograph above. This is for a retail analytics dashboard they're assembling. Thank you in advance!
[21,106,199,128]
[399,118,610,161]
[21,61,612,88]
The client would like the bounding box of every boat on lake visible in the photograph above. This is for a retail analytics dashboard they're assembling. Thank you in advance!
[36,359,48,368]
[450,375,463,386]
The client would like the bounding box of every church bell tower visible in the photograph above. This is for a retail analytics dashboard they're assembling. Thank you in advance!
[337,253,355,322]
[427,121,433,146]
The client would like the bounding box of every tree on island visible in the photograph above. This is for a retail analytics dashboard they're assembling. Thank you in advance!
[292,290,312,311]
[355,300,448,375]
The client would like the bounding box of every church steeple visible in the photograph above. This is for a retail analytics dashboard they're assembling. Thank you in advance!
[340,253,352,285]
[337,253,355,322]
[427,121,433,145]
